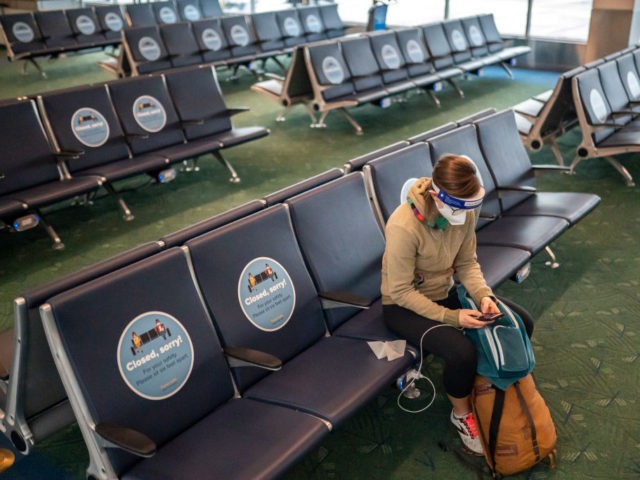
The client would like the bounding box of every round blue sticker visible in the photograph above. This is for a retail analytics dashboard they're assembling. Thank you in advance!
[12,22,34,43]
[201,28,222,51]
[305,14,322,33]
[104,12,123,32]
[468,26,483,47]
[71,108,110,148]
[381,44,401,69]
[238,257,295,332]
[158,6,177,24]
[230,25,249,47]
[76,15,96,35]
[451,29,467,51]
[322,56,344,85]
[132,95,167,133]
[138,36,161,61]
[406,39,424,63]
[117,311,194,400]
[183,4,201,21]
[283,17,300,37]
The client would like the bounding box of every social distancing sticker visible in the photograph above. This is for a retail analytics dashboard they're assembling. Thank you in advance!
[132,95,167,133]
[283,17,300,37]
[401,178,418,204]
[183,4,201,21]
[71,108,110,148]
[117,311,194,400]
[12,22,34,43]
[202,28,222,51]
[305,14,322,33]
[230,25,249,47]
[381,44,401,69]
[138,36,161,61]
[406,39,424,63]
[238,257,295,332]
[468,25,483,46]
[451,29,467,51]
[322,56,344,85]
[76,15,96,36]
[158,6,177,24]
[104,12,123,32]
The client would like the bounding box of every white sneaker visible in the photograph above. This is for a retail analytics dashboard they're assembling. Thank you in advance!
[450,410,484,455]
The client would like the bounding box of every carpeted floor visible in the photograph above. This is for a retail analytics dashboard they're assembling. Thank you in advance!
[1,48,639,480]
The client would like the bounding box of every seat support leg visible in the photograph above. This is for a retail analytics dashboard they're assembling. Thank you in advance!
[548,138,564,166]
[313,110,330,129]
[447,78,464,98]
[271,56,287,74]
[336,108,363,135]
[213,150,240,183]
[500,61,514,79]
[427,89,441,108]
[568,154,584,176]
[544,245,560,269]
[36,211,64,250]
[604,156,635,187]
[21,58,47,78]
[103,183,134,221]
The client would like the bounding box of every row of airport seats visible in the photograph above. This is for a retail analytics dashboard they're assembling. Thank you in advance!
[252,13,531,134]
[513,44,640,178]
[0,64,269,250]
[0,5,125,77]
[112,4,345,78]
[0,108,600,478]
[123,0,224,27]
[571,48,640,186]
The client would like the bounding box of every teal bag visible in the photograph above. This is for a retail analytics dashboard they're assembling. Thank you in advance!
[457,285,535,390]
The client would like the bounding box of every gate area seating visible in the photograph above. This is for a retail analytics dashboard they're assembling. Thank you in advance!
[0,64,268,248]
[252,14,531,134]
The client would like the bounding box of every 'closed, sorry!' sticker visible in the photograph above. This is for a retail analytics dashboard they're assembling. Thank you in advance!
[117,311,194,400]
[238,257,295,331]
[71,108,110,148]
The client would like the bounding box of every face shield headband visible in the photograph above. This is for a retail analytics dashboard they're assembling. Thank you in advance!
[431,182,485,211]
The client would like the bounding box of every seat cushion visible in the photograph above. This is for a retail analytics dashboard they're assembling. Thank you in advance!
[332,299,400,341]
[76,154,170,182]
[476,245,531,289]
[476,215,569,254]
[217,126,270,149]
[244,336,412,426]
[123,398,328,480]
[8,176,102,209]
[504,192,601,226]
[0,198,28,218]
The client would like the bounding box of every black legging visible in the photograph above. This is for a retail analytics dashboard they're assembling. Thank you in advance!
[383,289,534,399]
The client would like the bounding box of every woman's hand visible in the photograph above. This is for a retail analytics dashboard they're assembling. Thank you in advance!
[480,296,500,314]
[458,309,488,329]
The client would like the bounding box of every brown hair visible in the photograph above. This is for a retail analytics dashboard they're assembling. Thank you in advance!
[432,154,482,198]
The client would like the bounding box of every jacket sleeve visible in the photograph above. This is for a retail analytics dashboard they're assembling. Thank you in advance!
[385,222,459,326]
[453,213,494,305]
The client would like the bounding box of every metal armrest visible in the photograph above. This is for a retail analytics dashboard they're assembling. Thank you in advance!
[57,149,85,159]
[95,423,157,458]
[531,164,571,172]
[264,72,285,81]
[180,108,250,126]
[125,132,150,140]
[479,213,498,220]
[223,346,282,371]
[498,185,537,193]
[318,291,371,310]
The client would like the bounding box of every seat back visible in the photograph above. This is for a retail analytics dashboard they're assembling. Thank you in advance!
[442,19,472,63]
[160,22,204,68]
[108,75,184,155]
[475,110,536,212]
[461,16,488,57]
[276,9,306,47]
[221,15,258,57]
[598,61,632,119]
[94,5,125,41]
[477,14,503,52]
[280,45,314,101]
[123,26,172,74]
[319,4,344,38]
[344,140,410,172]
[177,0,203,21]
[306,41,354,101]
[285,173,385,332]
[65,8,106,46]
[5,242,162,454]
[0,13,45,56]
[263,168,344,206]
[152,1,180,25]
[395,28,434,78]
[0,98,60,197]
[41,248,232,476]
[616,53,640,102]
[368,30,409,84]
[125,3,157,27]
[161,199,265,247]
[536,66,584,139]
[573,68,616,144]
[428,124,501,227]
[340,36,383,92]
[200,0,223,18]
[186,204,328,392]
[34,11,77,49]
[252,11,285,52]
[456,107,497,126]
[363,143,433,224]
[298,6,326,42]
[38,85,131,173]
[407,122,457,143]
[192,18,231,63]
[164,65,232,140]
[422,23,455,70]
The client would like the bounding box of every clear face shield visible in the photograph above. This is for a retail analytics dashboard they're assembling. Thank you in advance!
[431,182,485,225]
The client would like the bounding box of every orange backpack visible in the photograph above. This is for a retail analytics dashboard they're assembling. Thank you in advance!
[472,374,558,477]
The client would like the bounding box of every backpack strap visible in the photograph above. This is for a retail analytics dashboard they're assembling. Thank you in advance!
[488,386,505,470]
[513,380,541,462]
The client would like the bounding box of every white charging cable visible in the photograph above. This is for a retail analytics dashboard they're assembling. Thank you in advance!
[396,323,460,414]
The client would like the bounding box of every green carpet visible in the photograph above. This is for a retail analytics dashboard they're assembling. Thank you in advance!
[1,49,639,479]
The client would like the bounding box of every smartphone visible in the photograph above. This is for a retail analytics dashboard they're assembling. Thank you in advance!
[479,312,504,322]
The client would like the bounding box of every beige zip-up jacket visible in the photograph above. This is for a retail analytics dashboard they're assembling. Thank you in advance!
[381,177,493,327]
